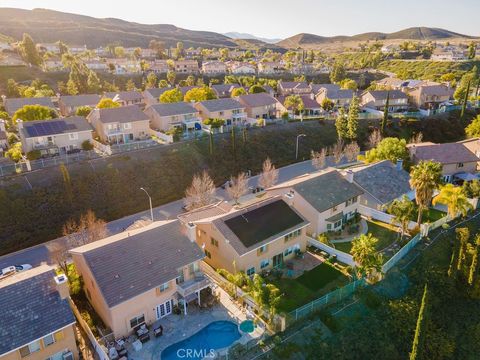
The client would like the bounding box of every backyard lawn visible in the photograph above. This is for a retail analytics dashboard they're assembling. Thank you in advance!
[269,262,349,313]
[411,204,446,223]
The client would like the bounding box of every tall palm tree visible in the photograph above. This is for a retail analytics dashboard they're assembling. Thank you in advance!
[351,234,383,281]
[387,195,415,241]
[409,161,443,225]
[433,183,473,219]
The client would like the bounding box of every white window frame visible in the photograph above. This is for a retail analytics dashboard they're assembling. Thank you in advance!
[129,314,145,329]
[123,122,132,130]
[159,282,169,292]
[260,259,270,269]
[68,133,78,141]
[43,333,55,347]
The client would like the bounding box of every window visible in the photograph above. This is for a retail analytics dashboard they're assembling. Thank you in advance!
[345,196,358,206]
[284,246,294,257]
[130,314,145,329]
[124,122,132,130]
[210,237,219,247]
[327,223,332,231]
[458,162,464,168]
[285,229,301,242]
[68,133,78,141]
[257,244,268,255]
[246,267,255,276]
[260,259,270,269]
[159,282,169,292]
[334,220,342,229]
[205,249,212,259]
[43,333,55,347]
[219,111,224,116]
[19,340,41,357]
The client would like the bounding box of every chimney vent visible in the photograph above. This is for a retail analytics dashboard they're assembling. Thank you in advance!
[54,274,69,300]
[346,169,354,183]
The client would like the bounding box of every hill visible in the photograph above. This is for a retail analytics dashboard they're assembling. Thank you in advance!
[277,27,476,48]
[224,32,282,44]
[0,7,237,48]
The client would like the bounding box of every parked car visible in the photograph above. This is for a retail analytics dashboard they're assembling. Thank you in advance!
[15,264,32,272]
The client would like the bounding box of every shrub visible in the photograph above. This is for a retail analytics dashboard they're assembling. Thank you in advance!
[26,150,41,160]
[81,140,94,151]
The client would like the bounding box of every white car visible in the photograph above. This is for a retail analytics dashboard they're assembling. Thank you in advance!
[0,264,32,279]
[15,264,32,272]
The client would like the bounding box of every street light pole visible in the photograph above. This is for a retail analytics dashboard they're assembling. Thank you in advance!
[296,134,306,160]
[140,187,154,222]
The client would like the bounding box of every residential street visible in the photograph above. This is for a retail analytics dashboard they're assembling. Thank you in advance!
[0,156,352,268]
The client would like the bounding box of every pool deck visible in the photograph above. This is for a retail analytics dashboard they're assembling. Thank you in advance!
[124,287,264,360]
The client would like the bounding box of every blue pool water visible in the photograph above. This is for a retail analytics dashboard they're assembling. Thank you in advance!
[161,321,241,360]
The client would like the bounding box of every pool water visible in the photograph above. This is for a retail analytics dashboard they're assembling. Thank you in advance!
[161,321,241,360]
[239,320,255,333]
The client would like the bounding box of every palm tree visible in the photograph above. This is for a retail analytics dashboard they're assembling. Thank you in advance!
[387,195,415,241]
[409,161,443,225]
[351,234,383,281]
[433,183,473,219]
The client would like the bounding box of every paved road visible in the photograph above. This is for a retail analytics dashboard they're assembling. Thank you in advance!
[0,156,352,269]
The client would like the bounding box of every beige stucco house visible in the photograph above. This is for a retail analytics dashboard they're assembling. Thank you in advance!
[58,94,101,117]
[174,60,199,74]
[144,102,201,131]
[360,90,409,112]
[236,93,279,119]
[201,61,227,74]
[0,265,78,360]
[405,84,453,109]
[70,220,209,338]
[194,98,247,126]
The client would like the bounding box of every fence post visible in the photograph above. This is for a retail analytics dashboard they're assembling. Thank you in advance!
[295,309,298,321]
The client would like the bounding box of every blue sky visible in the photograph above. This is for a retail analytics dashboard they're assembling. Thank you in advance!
[1,0,479,39]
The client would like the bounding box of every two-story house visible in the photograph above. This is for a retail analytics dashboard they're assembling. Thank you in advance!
[4,97,56,117]
[258,62,284,75]
[201,61,227,75]
[277,81,312,96]
[174,60,199,74]
[87,105,150,144]
[142,88,171,107]
[210,84,241,98]
[58,94,101,116]
[0,265,78,360]
[70,220,209,338]
[360,90,409,112]
[17,117,93,156]
[103,91,144,107]
[405,84,454,110]
[144,102,201,132]
[315,88,354,109]
[194,98,247,126]
[148,60,169,74]
[236,93,279,119]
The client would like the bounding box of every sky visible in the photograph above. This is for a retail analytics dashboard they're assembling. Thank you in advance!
[1,0,479,40]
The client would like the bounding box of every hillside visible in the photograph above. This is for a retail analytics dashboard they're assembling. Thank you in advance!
[224,32,282,44]
[0,8,237,48]
[277,27,476,48]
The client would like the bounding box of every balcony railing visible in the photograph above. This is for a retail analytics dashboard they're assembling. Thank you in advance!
[176,273,211,298]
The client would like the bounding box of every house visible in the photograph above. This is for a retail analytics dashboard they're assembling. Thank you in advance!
[58,94,101,116]
[185,197,309,275]
[0,264,78,360]
[142,88,171,107]
[194,98,247,126]
[145,102,201,131]
[84,60,109,71]
[277,94,322,116]
[148,60,169,74]
[360,90,409,112]
[236,93,279,119]
[201,61,227,75]
[344,160,413,210]
[277,81,311,96]
[226,61,256,75]
[311,83,340,96]
[108,59,141,74]
[174,60,199,74]
[258,62,283,75]
[4,97,55,117]
[70,220,209,338]
[103,91,144,107]
[268,169,364,236]
[210,84,240,98]
[431,49,467,61]
[405,84,454,110]
[87,105,150,144]
[315,88,354,109]
[408,142,480,182]
[17,117,93,156]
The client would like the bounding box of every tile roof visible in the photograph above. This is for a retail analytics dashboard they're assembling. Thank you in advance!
[278,95,320,110]
[21,117,92,138]
[279,81,310,90]
[147,102,198,117]
[417,85,454,97]
[178,86,199,96]
[311,83,340,94]
[293,170,364,213]
[366,90,408,100]
[104,91,143,102]
[237,93,278,107]
[212,198,309,256]
[59,94,101,107]
[350,160,412,205]
[94,105,149,124]
[197,98,244,112]
[411,142,480,164]
[4,97,55,116]
[144,88,170,99]
[325,89,354,100]
[73,220,205,307]
[211,84,239,97]
[0,265,75,356]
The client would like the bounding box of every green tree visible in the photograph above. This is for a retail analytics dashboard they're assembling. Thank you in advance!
[249,84,266,94]
[167,70,176,85]
[159,88,183,103]
[409,284,428,360]
[432,183,472,219]
[468,42,477,60]
[351,233,383,281]
[465,115,480,138]
[340,78,358,90]
[454,67,476,101]
[96,98,120,109]
[347,96,359,140]
[175,42,184,59]
[114,46,125,58]
[184,87,217,102]
[409,161,443,224]
[159,79,169,88]
[460,80,471,119]
[5,142,23,162]
[321,98,334,112]
[87,71,102,93]
[335,107,349,139]
[145,73,158,89]
[6,79,20,97]
[284,95,304,119]
[66,79,79,95]
[12,105,57,123]
[126,79,137,91]
[185,75,196,86]
[330,62,346,84]
[75,106,93,117]
[231,87,247,97]
[381,91,390,135]
[19,33,42,65]
[387,195,415,240]
[364,137,408,163]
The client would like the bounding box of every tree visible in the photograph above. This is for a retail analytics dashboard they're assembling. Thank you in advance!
[6,79,20,97]
[368,129,383,149]
[387,195,415,240]
[143,72,157,89]
[184,170,216,211]
[335,107,349,139]
[340,78,358,90]
[468,234,480,286]
[454,67,476,101]
[96,98,120,109]
[466,115,480,138]
[19,33,42,65]
[87,71,101,93]
[158,79,169,88]
[284,95,304,119]
[167,70,176,85]
[351,233,383,281]
[249,84,266,94]
[331,138,344,164]
[231,87,247,97]
[226,172,248,204]
[114,46,125,58]
[460,80,471,119]
[75,106,92,117]
[432,183,473,219]
[364,137,408,164]
[468,42,477,60]
[258,158,279,189]
[12,105,57,123]
[409,161,443,224]
[330,62,346,84]
[344,142,360,162]
[381,91,390,135]
[321,98,334,112]
[175,41,184,59]
[204,118,225,129]
[409,284,428,360]
[159,88,183,103]
[66,79,79,95]
[311,148,327,169]
[5,142,23,162]
[184,87,217,102]
[347,96,359,140]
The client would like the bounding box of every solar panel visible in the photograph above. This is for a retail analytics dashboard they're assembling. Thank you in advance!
[25,121,68,138]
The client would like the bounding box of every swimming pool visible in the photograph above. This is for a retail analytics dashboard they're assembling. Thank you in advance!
[161,320,241,360]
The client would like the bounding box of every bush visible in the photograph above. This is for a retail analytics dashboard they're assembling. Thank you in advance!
[203,118,225,129]
[81,140,94,151]
[7,133,18,146]
[26,150,41,160]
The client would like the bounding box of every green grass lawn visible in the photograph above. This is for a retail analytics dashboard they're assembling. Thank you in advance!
[411,204,446,223]
[269,262,349,313]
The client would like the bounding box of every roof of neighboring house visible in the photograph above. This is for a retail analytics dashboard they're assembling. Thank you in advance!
[311,83,340,94]
[147,102,198,117]
[177,201,233,224]
[59,94,101,108]
[4,97,55,116]
[364,90,408,100]
[0,265,76,356]
[104,91,143,102]
[93,105,149,124]
[197,98,244,112]
[279,81,310,90]
[237,93,278,107]
[20,117,92,138]
[416,85,454,97]
[178,86,200,96]
[350,160,412,205]
[70,220,205,307]
[324,89,354,100]
[211,84,238,96]
[277,95,320,110]
[292,170,364,213]
[212,198,309,256]
[410,142,480,164]
[144,87,170,99]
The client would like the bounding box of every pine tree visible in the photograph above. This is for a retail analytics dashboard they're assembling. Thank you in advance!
[347,96,359,140]
[20,33,42,66]
[335,107,348,139]
[461,80,471,119]
[410,284,428,360]
[381,92,390,135]
[87,71,101,93]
